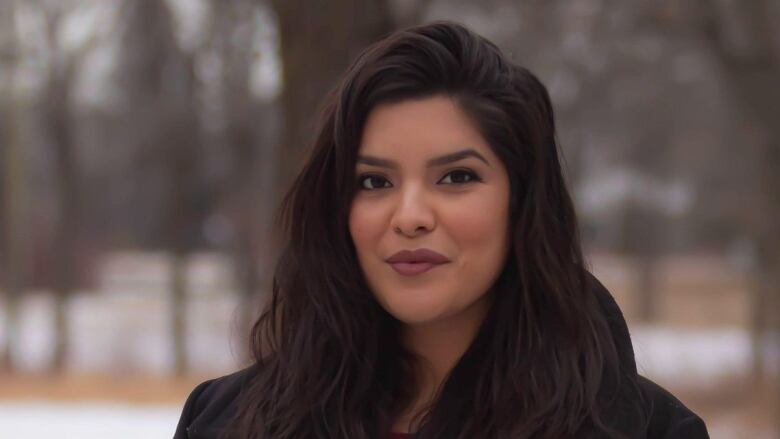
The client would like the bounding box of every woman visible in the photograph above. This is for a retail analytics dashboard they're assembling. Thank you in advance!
[174,21,709,439]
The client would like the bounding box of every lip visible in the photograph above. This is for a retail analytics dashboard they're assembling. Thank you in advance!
[386,248,450,276]
[389,262,442,276]
[386,248,450,264]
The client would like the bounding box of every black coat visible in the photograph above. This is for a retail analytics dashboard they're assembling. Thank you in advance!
[174,273,709,438]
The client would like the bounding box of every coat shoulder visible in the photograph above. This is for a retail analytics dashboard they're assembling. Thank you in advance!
[173,365,258,439]
[638,375,710,438]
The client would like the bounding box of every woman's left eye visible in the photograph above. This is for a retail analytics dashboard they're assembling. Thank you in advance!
[439,169,481,185]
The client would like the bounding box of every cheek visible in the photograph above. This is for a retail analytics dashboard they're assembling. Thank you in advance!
[348,201,390,305]
[446,192,510,313]
[450,190,510,251]
[348,200,383,255]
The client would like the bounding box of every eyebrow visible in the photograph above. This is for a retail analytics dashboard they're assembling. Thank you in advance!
[356,148,491,169]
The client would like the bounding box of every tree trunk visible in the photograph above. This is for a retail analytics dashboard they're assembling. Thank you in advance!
[209,0,265,360]
[270,0,394,222]
[0,0,24,373]
[165,125,199,377]
[0,117,23,372]
[620,199,662,322]
[170,252,188,376]
[45,62,79,375]
[117,0,200,376]
[635,247,660,323]
[700,0,780,388]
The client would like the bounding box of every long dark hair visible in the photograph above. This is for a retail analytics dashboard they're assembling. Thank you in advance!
[229,21,643,439]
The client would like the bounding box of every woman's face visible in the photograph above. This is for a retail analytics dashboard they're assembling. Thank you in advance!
[349,95,511,327]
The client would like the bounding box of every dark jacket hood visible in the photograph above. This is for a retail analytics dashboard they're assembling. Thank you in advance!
[587,270,638,376]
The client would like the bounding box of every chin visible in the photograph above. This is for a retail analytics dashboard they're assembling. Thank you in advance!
[392,312,443,327]
[382,295,451,326]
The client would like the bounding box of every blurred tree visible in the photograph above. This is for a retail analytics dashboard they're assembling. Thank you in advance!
[504,1,676,322]
[205,0,266,357]
[601,7,678,324]
[699,0,780,396]
[35,0,99,374]
[115,0,203,376]
[0,0,25,373]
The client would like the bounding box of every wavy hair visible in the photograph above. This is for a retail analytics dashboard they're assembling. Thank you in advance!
[228,21,643,439]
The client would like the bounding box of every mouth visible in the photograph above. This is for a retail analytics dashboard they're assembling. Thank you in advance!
[388,261,446,276]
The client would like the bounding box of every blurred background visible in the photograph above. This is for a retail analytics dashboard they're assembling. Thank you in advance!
[0,0,778,437]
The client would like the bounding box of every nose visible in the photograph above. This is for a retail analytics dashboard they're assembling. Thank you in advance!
[390,184,435,237]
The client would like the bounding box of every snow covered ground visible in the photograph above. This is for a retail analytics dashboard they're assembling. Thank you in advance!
[1,288,775,382]
[0,401,181,438]
[632,325,778,388]
[0,252,245,376]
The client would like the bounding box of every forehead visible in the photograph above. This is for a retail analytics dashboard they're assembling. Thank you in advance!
[357,95,495,164]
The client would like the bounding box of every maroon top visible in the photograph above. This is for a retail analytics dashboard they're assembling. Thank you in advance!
[389,433,413,439]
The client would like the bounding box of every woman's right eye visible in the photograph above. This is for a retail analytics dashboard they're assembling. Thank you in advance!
[358,174,391,190]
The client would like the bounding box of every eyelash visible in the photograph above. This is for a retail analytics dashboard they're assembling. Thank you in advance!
[356,169,482,191]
